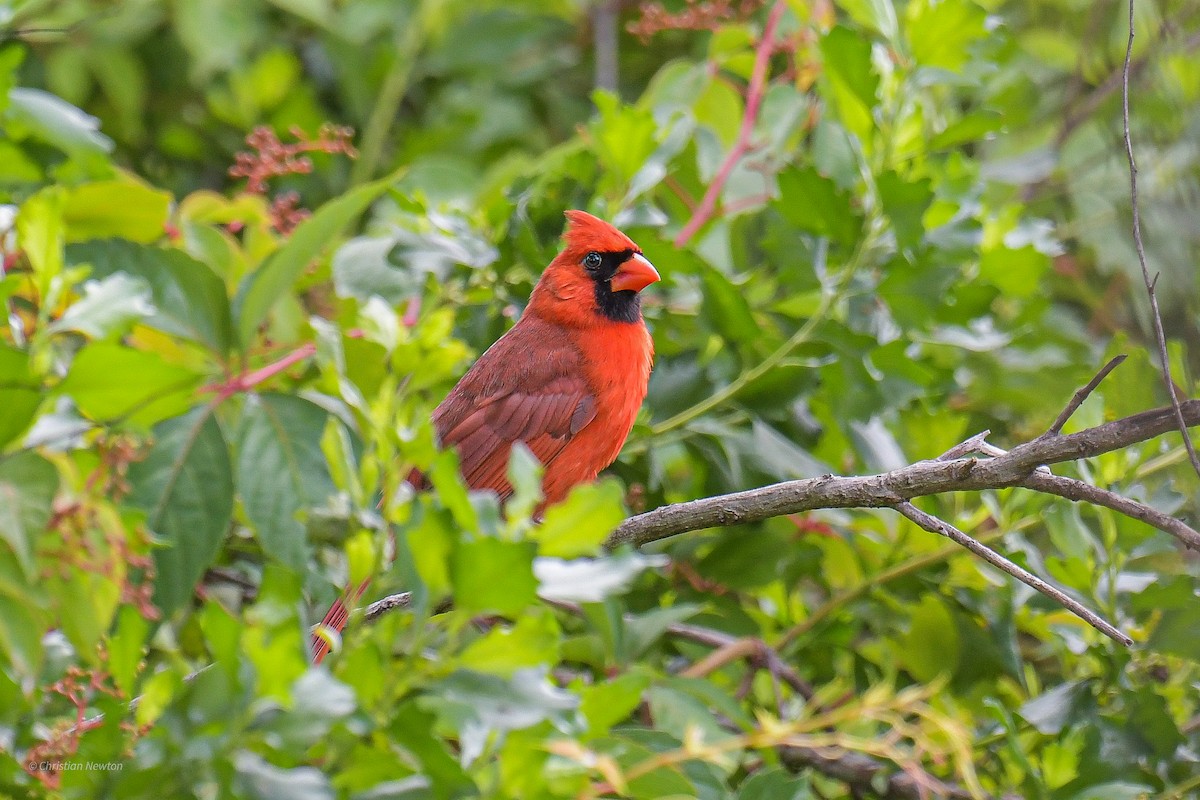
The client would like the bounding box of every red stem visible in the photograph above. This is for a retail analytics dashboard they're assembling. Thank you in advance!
[204,342,317,400]
[674,1,785,247]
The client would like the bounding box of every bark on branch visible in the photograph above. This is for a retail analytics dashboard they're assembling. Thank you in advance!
[606,399,1200,550]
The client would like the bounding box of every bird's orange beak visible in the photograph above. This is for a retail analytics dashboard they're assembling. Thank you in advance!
[610,253,660,293]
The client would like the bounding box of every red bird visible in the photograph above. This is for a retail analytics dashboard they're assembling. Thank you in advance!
[312,210,659,662]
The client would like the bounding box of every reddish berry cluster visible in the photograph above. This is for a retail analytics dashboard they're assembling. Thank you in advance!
[628,0,765,42]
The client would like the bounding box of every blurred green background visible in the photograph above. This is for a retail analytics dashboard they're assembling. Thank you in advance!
[2,0,1199,797]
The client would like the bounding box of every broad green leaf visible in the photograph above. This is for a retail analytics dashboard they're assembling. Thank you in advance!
[109,605,151,698]
[66,239,234,352]
[5,88,114,157]
[0,451,57,581]
[127,406,234,616]
[735,767,811,800]
[838,0,899,41]
[0,594,46,679]
[406,506,456,597]
[61,179,172,243]
[701,266,760,347]
[535,478,625,558]
[424,668,577,763]
[234,750,334,800]
[0,345,42,448]
[776,166,862,247]
[821,26,879,110]
[906,0,987,71]
[877,170,933,251]
[1017,680,1089,735]
[579,671,649,736]
[591,91,658,183]
[16,187,65,292]
[458,607,559,676]
[48,272,154,339]
[534,551,667,604]
[452,537,538,616]
[898,594,960,681]
[59,341,203,427]
[237,393,335,570]
[234,170,402,346]
[647,683,737,749]
[389,702,475,798]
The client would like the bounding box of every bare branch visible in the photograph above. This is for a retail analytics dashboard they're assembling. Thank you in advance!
[669,622,815,700]
[1046,354,1127,435]
[1023,471,1200,549]
[894,502,1131,646]
[779,745,1018,800]
[609,400,1200,549]
[1122,0,1200,480]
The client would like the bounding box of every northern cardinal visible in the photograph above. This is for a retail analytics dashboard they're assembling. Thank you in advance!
[312,210,659,662]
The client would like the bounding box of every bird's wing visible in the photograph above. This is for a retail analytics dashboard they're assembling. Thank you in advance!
[432,325,596,498]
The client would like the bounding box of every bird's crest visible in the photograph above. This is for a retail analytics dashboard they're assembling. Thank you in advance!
[562,210,639,254]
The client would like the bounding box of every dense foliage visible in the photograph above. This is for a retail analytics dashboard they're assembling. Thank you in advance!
[1,0,1198,798]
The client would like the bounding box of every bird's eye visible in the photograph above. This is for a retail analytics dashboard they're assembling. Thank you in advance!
[583,251,603,270]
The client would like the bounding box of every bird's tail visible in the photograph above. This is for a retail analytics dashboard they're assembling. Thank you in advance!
[311,578,370,664]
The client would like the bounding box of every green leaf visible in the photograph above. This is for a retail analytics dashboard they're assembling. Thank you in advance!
[452,537,538,616]
[234,170,401,346]
[906,0,987,71]
[458,607,560,676]
[736,767,811,800]
[4,88,114,158]
[62,179,172,242]
[109,605,151,698]
[1018,680,1089,735]
[66,239,234,353]
[48,272,154,339]
[776,166,862,247]
[837,0,899,41]
[127,406,234,616]
[701,266,760,346]
[16,188,65,293]
[821,26,879,110]
[0,451,57,582]
[648,684,738,748]
[424,668,578,763]
[234,750,334,800]
[535,551,667,604]
[535,478,626,558]
[898,594,960,681]
[0,345,43,448]
[0,594,45,679]
[877,171,933,251]
[59,341,203,427]
[579,671,649,736]
[389,701,475,799]
[237,393,335,570]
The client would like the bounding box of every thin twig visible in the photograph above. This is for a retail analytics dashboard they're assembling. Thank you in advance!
[673,1,785,246]
[364,590,413,621]
[894,501,1131,646]
[779,745,1014,800]
[1023,471,1200,548]
[1046,354,1127,435]
[1122,0,1200,479]
[202,342,316,400]
[669,622,815,699]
